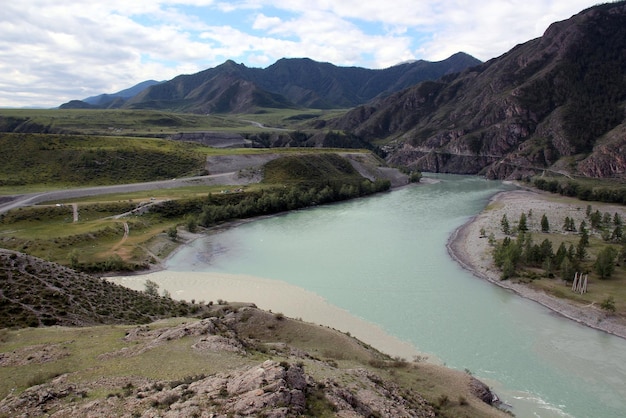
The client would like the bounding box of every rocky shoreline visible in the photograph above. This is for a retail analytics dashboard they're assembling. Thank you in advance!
[446,189,626,340]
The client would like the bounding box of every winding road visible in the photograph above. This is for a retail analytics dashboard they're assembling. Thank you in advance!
[0,151,405,215]
[0,172,248,215]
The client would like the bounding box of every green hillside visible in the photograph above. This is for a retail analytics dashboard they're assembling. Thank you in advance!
[0,133,208,189]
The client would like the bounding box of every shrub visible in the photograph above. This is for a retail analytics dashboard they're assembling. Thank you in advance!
[601,296,616,313]
[144,279,159,297]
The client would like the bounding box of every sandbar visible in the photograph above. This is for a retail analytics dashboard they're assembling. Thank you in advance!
[447,188,626,339]
[108,270,424,361]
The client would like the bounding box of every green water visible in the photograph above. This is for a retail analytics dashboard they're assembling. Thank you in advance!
[167,174,626,417]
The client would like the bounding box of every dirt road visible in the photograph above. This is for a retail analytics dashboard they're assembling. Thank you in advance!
[0,151,407,214]
[0,172,248,214]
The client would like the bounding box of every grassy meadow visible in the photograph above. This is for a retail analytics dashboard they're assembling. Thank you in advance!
[0,133,210,191]
[0,107,343,136]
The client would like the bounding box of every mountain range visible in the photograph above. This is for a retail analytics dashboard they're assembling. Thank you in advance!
[60,53,481,112]
[61,80,163,109]
[59,1,626,181]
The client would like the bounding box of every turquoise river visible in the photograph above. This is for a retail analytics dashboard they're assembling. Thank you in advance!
[164,174,626,418]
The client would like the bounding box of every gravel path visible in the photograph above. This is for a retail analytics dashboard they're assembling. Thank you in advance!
[0,172,252,214]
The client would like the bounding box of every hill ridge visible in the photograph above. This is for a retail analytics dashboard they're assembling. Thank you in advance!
[60,53,481,113]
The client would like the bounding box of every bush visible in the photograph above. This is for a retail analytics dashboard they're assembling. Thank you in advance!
[601,296,616,313]
[144,279,159,297]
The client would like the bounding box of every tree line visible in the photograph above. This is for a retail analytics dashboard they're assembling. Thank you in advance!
[492,206,625,282]
[532,178,626,204]
[151,179,391,229]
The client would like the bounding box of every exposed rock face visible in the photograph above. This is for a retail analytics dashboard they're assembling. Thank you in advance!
[577,126,626,178]
[322,369,435,417]
[0,360,438,418]
[332,2,626,180]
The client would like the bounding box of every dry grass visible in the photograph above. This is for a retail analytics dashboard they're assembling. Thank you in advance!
[0,308,507,417]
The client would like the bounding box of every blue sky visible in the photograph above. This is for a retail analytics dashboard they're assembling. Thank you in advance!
[0,0,602,108]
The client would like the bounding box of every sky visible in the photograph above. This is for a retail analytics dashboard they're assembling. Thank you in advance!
[0,0,604,108]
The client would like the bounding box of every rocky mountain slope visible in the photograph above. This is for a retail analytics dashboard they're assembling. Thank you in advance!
[0,249,208,328]
[331,1,626,180]
[0,250,506,417]
[61,53,481,113]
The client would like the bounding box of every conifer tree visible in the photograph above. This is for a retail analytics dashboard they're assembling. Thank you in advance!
[560,257,575,282]
[518,212,528,233]
[595,247,617,279]
[501,214,511,235]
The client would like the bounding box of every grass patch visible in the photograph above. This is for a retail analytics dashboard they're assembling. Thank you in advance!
[0,325,127,396]
[0,133,211,190]
[236,108,347,130]
[262,153,363,185]
[0,109,252,136]
[0,108,349,138]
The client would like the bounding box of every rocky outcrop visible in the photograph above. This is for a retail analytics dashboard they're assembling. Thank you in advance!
[0,306,505,417]
[469,377,500,406]
[577,126,626,178]
[0,359,438,418]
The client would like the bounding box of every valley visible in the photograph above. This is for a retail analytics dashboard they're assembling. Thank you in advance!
[1,2,626,417]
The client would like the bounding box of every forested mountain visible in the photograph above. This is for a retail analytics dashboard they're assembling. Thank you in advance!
[331,1,626,180]
[60,53,481,112]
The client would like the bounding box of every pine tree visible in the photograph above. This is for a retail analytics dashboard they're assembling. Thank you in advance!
[576,237,588,261]
[554,242,567,266]
[518,212,528,233]
[501,214,511,235]
[579,222,589,248]
[541,214,550,232]
[595,247,617,279]
[590,210,602,229]
[560,257,575,282]
[144,279,160,297]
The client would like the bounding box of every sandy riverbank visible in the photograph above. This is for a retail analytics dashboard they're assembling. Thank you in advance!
[108,271,424,362]
[447,188,626,339]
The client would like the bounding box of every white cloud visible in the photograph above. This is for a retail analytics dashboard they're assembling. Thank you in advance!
[0,0,601,107]
[252,13,284,31]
